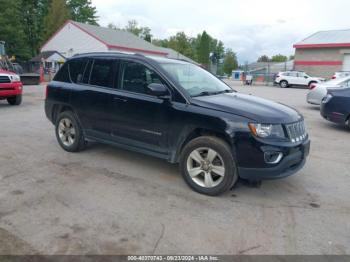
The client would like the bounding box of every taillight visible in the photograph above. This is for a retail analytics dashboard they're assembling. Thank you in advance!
[309,84,317,90]
[332,76,336,79]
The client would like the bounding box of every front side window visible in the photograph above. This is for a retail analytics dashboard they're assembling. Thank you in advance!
[89,59,115,88]
[160,62,232,97]
[122,62,163,95]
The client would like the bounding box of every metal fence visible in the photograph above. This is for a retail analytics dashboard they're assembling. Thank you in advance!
[241,60,294,85]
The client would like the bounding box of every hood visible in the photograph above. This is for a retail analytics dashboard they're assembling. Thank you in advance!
[192,93,302,124]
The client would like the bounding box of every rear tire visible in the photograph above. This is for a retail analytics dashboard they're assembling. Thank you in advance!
[55,111,86,152]
[180,136,238,196]
[7,95,22,105]
[279,81,288,88]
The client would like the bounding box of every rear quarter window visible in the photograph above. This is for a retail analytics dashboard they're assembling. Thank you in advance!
[53,63,70,82]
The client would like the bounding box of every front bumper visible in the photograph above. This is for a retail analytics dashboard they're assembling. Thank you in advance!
[0,82,23,98]
[238,139,310,181]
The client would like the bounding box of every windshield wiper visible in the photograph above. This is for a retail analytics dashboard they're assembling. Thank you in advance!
[216,89,235,94]
[192,91,217,97]
[192,89,235,97]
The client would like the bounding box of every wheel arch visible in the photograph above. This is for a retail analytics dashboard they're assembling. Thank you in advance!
[172,127,234,163]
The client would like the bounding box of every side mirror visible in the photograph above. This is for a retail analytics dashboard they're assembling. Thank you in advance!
[148,83,169,98]
[304,76,309,79]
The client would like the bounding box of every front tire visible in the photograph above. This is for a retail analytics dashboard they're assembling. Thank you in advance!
[279,80,288,88]
[7,95,22,105]
[55,111,86,152]
[180,136,238,196]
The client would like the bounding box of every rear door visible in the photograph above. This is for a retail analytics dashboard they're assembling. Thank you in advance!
[109,60,171,155]
[70,58,117,139]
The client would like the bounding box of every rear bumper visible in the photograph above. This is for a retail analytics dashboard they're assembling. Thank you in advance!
[0,82,23,98]
[238,139,310,181]
[321,103,347,124]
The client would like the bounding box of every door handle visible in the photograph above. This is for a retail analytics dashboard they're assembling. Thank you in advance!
[113,96,128,103]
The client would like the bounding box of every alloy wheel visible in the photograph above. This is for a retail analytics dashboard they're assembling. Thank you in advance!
[58,118,76,147]
[186,147,225,188]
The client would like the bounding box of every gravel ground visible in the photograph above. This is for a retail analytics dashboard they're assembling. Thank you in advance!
[0,82,349,255]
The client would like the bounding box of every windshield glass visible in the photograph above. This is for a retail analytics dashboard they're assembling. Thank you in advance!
[160,62,233,97]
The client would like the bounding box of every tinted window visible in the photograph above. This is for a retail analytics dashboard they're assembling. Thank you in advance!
[82,59,93,84]
[54,63,70,82]
[69,59,88,83]
[90,59,114,88]
[122,62,163,95]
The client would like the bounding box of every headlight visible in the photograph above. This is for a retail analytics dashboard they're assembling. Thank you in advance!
[10,75,21,82]
[248,123,286,139]
[322,94,332,103]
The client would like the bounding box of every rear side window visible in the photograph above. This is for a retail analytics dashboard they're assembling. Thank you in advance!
[54,63,70,82]
[89,59,115,88]
[69,59,88,84]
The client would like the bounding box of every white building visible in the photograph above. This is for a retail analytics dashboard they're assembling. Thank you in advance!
[41,20,194,62]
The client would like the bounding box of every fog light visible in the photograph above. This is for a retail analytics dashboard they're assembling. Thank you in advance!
[264,151,283,164]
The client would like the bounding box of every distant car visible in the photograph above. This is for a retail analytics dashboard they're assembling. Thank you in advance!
[331,71,350,79]
[307,76,350,105]
[321,88,350,129]
[275,71,325,88]
[0,69,23,105]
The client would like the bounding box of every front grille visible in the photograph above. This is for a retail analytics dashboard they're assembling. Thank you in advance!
[285,121,307,143]
[0,76,11,83]
[0,87,15,91]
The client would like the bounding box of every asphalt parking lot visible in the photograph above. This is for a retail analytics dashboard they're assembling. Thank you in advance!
[0,82,349,255]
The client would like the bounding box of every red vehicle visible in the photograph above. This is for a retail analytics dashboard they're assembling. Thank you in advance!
[0,69,23,105]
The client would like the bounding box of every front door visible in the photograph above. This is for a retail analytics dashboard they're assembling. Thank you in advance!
[109,60,171,155]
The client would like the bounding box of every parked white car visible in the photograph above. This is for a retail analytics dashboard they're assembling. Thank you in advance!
[275,71,325,88]
[306,76,350,105]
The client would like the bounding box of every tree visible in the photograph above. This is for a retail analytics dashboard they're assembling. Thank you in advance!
[167,32,194,59]
[67,0,98,25]
[198,31,210,67]
[43,0,71,42]
[271,54,287,62]
[223,49,238,75]
[20,0,50,56]
[289,55,295,61]
[257,55,270,62]
[0,0,31,60]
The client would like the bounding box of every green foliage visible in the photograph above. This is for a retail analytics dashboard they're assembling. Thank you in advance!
[198,31,210,67]
[258,54,289,63]
[223,49,238,75]
[67,0,98,25]
[168,32,194,59]
[0,0,31,60]
[271,54,287,62]
[257,55,270,62]
[124,20,152,42]
[43,0,71,42]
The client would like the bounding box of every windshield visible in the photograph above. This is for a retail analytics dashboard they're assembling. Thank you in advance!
[160,62,233,97]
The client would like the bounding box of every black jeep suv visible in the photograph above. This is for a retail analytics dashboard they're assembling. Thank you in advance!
[45,53,310,196]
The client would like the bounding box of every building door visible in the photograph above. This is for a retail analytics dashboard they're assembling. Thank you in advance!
[343,54,350,71]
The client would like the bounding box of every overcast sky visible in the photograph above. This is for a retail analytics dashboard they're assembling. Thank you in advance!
[91,0,350,63]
